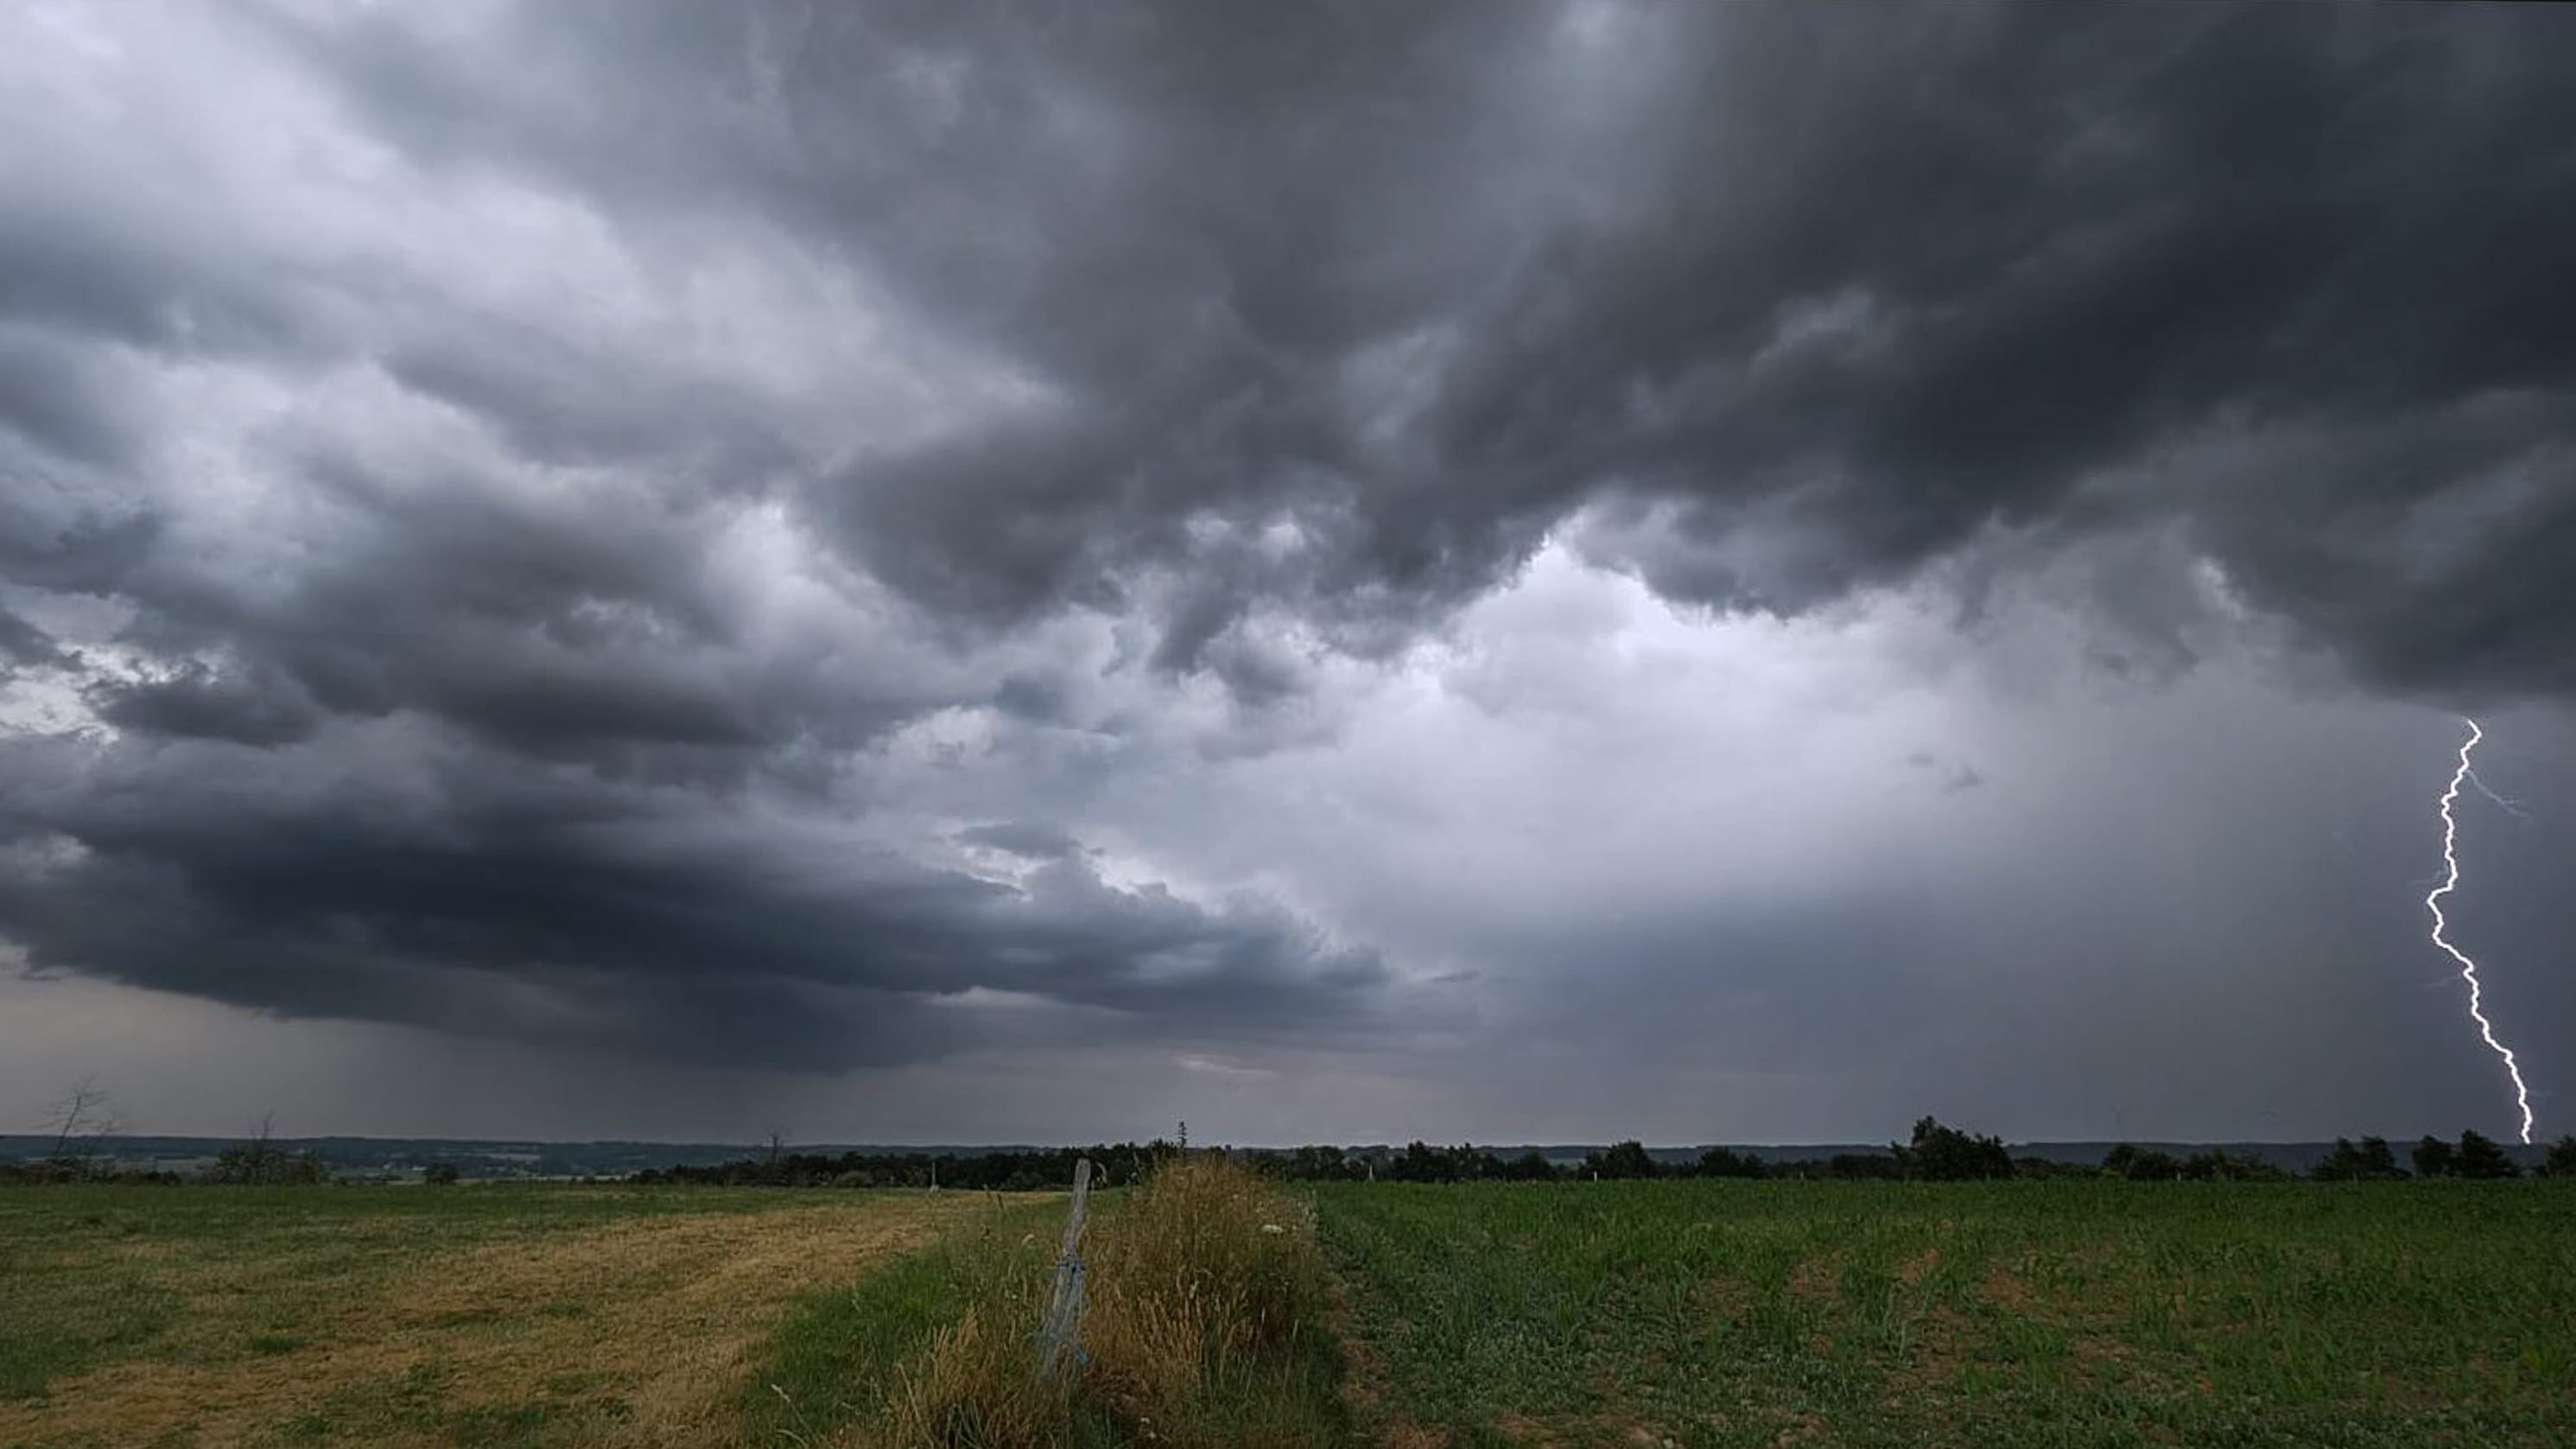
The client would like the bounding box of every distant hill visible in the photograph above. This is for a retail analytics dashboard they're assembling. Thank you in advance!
[0,1135,1047,1179]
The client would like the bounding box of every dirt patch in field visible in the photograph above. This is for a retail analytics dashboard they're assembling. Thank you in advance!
[1786,1259,1840,1304]
[0,1195,976,1448]
[1880,1304,1972,1395]
[1320,1274,1449,1449]
[1975,1262,2034,1314]
[1695,1270,1754,1319]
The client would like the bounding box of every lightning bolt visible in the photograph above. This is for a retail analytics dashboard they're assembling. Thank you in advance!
[2425,717,2535,1145]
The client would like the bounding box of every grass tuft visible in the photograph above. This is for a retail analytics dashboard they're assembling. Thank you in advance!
[765,1154,1347,1449]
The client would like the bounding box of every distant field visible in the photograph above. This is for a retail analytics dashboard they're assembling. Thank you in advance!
[0,1184,980,1448]
[1317,1180,2576,1448]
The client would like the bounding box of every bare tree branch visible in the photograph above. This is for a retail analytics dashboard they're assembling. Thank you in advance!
[42,1076,124,1172]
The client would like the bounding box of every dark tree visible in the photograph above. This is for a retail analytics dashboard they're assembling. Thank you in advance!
[1592,1141,1660,1179]
[2312,1136,2408,1181]
[1273,1145,1357,1181]
[1694,1147,1767,1179]
[2102,1143,2184,1180]
[2452,1129,2521,1179]
[2410,1135,2457,1179]
[2358,1136,2404,1178]
[1900,1117,2014,1181]
[1450,1143,1507,1182]
[423,1163,461,1185]
[2543,1136,2576,1178]
[2182,1149,2286,1182]
[1392,1141,1455,1183]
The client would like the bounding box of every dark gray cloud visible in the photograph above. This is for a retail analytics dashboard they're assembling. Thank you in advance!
[0,330,137,470]
[0,508,159,597]
[231,0,2576,702]
[0,606,67,672]
[87,663,325,747]
[0,729,1383,1070]
[0,187,309,361]
[1,2,2573,1130]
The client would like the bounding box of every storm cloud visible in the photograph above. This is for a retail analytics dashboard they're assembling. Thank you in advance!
[2,2,2573,1140]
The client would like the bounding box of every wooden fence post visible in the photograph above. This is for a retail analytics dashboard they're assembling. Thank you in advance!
[1037,1157,1094,1380]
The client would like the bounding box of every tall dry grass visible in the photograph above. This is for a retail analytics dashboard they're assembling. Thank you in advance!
[874,1155,1340,1449]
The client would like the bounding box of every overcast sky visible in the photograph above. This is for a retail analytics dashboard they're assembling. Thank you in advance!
[3,1,2573,1147]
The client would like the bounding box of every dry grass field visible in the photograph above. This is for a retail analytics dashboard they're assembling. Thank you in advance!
[1,1185,980,1448]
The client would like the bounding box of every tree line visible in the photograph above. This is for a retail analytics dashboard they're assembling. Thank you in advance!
[12,1088,2574,1186]
[629,1141,1178,1190]
[619,1119,2576,1188]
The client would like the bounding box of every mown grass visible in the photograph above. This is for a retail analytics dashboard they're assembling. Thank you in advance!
[0,1183,966,1447]
[750,1196,1066,1445]
[1317,1179,2576,1448]
[752,1157,1348,1449]
[0,1184,830,1404]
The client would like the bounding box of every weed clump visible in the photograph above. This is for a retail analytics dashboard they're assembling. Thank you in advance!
[878,1155,1337,1449]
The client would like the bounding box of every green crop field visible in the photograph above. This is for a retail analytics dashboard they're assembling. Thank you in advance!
[1317,1179,2576,1449]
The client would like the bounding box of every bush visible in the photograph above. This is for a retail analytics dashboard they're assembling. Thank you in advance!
[423,1163,461,1185]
